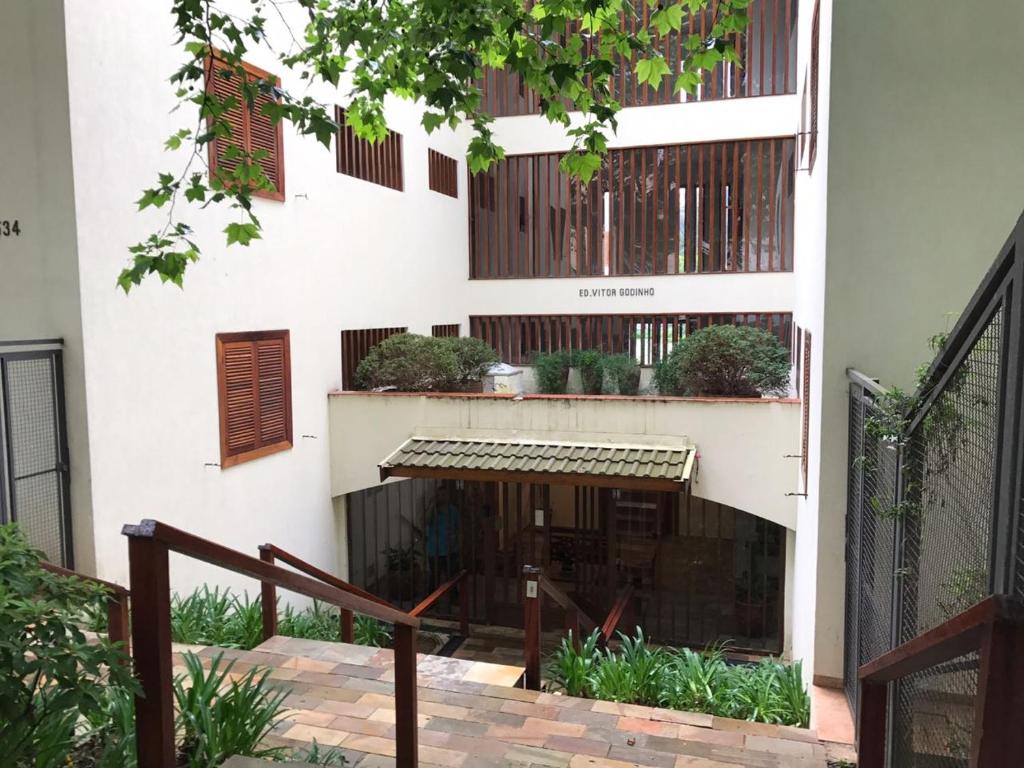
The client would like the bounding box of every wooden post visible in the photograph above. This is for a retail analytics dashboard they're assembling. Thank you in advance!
[106,592,131,657]
[459,573,471,637]
[340,609,355,643]
[972,620,1024,764]
[856,679,887,768]
[259,546,278,641]
[523,564,542,690]
[392,622,419,768]
[126,526,175,768]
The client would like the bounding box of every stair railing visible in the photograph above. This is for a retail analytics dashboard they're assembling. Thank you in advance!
[409,569,471,637]
[857,595,1024,767]
[40,560,130,653]
[522,564,634,689]
[257,542,392,643]
[123,520,421,768]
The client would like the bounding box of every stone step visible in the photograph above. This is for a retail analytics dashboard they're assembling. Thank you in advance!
[223,757,318,767]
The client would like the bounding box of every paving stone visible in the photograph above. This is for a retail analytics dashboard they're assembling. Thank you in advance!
[616,716,681,738]
[425,715,491,737]
[280,722,349,746]
[543,734,612,758]
[743,734,817,758]
[606,744,678,768]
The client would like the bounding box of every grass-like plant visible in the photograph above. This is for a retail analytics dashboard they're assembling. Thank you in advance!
[170,586,263,649]
[174,652,288,767]
[354,614,393,647]
[543,627,810,727]
[533,351,573,394]
[575,349,605,394]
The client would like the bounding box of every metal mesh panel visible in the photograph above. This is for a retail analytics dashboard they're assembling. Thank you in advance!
[899,309,1003,644]
[3,355,68,564]
[845,381,898,711]
[889,652,979,767]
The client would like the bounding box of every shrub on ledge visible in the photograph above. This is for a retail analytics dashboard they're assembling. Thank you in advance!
[655,325,790,397]
[355,333,498,392]
[533,350,573,394]
[603,354,642,395]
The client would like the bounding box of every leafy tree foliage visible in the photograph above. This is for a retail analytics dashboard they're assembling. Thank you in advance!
[124,0,749,289]
[0,524,137,767]
[655,324,789,397]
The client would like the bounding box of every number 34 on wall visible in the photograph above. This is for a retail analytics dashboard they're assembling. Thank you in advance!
[1,220,22,237]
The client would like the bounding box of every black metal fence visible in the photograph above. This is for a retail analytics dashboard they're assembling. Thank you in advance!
[845,213,1024,764]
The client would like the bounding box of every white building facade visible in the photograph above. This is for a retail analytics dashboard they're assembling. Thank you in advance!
[1,0,850,690]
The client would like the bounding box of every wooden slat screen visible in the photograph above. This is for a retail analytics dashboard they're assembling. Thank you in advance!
[469,138,794,279]
[801,329,811,486]
[808,0,821,172]
[470,312,792,365]
[479,0,797,117]
[428,150,458,197]
[431,324,460,338]
[216,330,292,468]
[206,58,285,200]
[341,327,408,390]
[335,107,404,191]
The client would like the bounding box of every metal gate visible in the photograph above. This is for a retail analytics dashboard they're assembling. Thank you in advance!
[0,342,73,566]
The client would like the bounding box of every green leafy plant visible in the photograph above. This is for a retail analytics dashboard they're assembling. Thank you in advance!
[291,739,349,766]
[533,351,573,394]
[0,524,138,768]
[546,629,601,697]
[174,651,288,767]
[655,325,790,397]
[354,615,393,647]
[278,599,345,643]
[355,334,498,392]
[170,586,263,649]
[123,1,747,289]
[437,336,501,391]
[660,645,729,714]
[603,354,642,395]
[575,350,606,395]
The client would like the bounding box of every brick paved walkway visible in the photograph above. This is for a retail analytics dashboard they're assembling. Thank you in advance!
[176,637,828,767]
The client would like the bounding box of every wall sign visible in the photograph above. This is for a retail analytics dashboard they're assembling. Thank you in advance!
[577,286,655,298]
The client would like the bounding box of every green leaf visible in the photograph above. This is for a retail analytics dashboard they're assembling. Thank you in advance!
[635,56,672,91]
[224,221,261,246]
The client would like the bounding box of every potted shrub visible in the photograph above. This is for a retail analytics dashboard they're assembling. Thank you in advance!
[655,325,790,397]
[533,351,572,394]
[436,336,500,392]
[603,354,642,395]
[575,350,605,395]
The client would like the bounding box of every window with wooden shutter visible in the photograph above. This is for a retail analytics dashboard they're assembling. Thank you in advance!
[216,330,292,468]
[206,56,286,201]
[427,150,458,197]
[431,324,460,338]
[335,107,404,190]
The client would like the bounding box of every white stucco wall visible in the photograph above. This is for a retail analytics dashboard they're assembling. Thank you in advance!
[60,0,471,592]
[805,0,1024,683]
[0,0,96,572]
[328,392,801,530]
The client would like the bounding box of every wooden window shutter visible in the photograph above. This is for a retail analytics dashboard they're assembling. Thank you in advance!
[428,149,458,197]
[206,56,285,201]
[335,106,404,190]
[217,330,292,468]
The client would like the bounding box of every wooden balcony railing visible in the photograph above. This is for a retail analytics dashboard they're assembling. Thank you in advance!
[258,543,394,644]
[410,569,471,637]
[522,564,636,689]
[122,520,422,768]
[40,560,130,653]
[479,0,798,116]
[857,595,1024,767]
[469,139,795,279]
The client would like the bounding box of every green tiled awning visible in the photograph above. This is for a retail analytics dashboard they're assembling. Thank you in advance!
[379,437,696,491]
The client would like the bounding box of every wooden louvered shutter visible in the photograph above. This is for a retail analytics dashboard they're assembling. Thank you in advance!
[217,330,292,468]
[206,56,285,201]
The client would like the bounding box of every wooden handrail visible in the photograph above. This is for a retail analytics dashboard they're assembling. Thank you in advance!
[857,595,1024,768]
[40,560,130,653]
[122,519,420,768]
[600,585,635,641]
[538,573,598,632]
[258,543,393,643]
[409,569,470,637]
